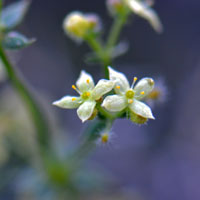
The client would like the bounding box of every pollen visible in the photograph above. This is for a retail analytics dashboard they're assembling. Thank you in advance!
[133,77,138,83]
[72,85,76,90]
[86,92,90,97]
[128,99,133,104]
[86,79,90,84]
[101,133,109,144]
[72,97,76,101]
[116,85,120,89]
[140,91,145,95]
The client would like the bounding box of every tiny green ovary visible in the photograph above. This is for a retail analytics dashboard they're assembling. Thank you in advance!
[81,91,91,100]
[126,90,135,99]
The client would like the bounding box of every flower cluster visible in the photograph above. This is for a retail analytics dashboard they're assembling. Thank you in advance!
[53,70,114,122]
[53,67,155,125]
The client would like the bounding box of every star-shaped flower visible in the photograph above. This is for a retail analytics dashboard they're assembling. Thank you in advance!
[53,70,114,122]
[102,67,155,123]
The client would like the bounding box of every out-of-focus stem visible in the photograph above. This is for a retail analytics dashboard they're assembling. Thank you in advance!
[85,35,110,79]
[0,45,50,152]
[106,13,128,50]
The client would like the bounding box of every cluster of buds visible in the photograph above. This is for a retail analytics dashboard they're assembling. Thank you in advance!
[63,12,101,41]
[53,67,155,125]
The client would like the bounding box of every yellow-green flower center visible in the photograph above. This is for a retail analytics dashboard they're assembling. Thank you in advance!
[126,89,135,99]
[81,91,91,100]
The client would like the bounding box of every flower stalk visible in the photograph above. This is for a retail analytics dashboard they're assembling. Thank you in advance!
[0,45,50,152]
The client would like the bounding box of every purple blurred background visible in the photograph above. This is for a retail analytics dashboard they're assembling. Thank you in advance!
[4,0,200,199]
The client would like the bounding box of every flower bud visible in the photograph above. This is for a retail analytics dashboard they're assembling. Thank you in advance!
[130,111,148,125]
[85,13,102,32]
[63,12,101,40]
[88,108,98,121]
[106,0,125,16]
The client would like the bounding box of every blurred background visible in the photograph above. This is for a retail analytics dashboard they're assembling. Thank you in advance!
[0,0,200,199]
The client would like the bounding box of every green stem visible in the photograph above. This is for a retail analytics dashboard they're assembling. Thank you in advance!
[0,0,2,15]
[106,13,129,50]
[71,118,112,163]
[85,35,110,79]
[0,45,50,152]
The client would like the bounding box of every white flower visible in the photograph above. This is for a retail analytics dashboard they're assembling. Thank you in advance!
[53,70,114,122]
[125,0,163,33]
[102,67,155,122]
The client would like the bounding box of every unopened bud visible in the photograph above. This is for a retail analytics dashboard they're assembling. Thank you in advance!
[106,0,125,16]
[63,12,101,40]
[130,111,148,125]
[85,13,101,32]
[63,12,90,39]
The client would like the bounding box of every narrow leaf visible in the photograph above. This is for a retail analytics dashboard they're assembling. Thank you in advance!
[2,32,35,50]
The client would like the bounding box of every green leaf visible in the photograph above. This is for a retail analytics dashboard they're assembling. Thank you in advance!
[111,41,129,58]
[1,0,31,31]
[2,32,35,50]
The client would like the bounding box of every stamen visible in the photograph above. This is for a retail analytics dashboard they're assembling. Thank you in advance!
[128,99,133,104]
[140,91,145,95]
[86,92,90,97]
[131,77,138,88]
[72,84,81,94]
[86,79,90,84]
[116,85,120,89]
[72,97,76,101]
[72,85,76,90]
[134,77,138,83]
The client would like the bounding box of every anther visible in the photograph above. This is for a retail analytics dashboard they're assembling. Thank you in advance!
[72,85,76,90]
[131,77,138,88]
[86,79,90,84]
[72,97,76,101]
[101,133,109,144]
[148,78,154,86]
[140,91,145,95]
[86,92,90,97]
[116,85,120,89]
[128,99,133,104]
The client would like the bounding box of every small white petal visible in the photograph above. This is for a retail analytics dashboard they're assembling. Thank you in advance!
[92,79,115,100]
[102,95,127,112]
[134,78,154,100]
[127,0,163,33]
[108,66,130,94]
[129,99,155,119]
[77,101,96,122]
[76,70,95,92]
[53,96,81,109]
